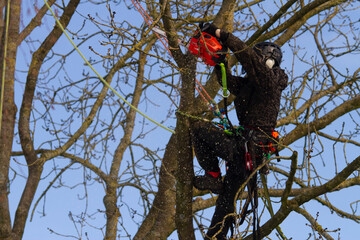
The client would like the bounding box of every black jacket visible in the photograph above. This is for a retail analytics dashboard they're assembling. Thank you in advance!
[215,33,288,130]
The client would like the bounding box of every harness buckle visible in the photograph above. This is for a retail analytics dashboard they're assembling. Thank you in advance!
[221,89,230,98]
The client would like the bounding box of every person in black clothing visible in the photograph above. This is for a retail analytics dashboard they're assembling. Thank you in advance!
[191,23,288,239]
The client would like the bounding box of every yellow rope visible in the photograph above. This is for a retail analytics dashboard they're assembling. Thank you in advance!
[42,0,175,134]
[0,0,11,136]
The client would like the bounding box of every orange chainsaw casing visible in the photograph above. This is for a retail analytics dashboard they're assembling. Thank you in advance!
[189,32,224,66]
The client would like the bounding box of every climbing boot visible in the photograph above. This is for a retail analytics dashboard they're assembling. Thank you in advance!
[194,172,223,194]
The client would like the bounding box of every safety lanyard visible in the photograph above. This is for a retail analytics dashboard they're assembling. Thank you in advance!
[220,63,228,98]
[219,63,234,132]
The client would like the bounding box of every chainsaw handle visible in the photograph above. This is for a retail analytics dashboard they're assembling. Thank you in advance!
[192,22,210,39]
[199,22,210,32]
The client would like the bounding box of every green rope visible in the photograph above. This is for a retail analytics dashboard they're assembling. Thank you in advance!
[176,110,213,123]
[0,0,11,136]
[176,110,241,137]
[42,0,175,134]
[220,63,228,98]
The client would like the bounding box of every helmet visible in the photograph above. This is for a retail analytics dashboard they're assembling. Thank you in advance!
[253,42,282,66]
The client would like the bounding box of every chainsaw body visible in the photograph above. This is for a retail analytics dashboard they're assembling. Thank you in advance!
[189,32,225,66]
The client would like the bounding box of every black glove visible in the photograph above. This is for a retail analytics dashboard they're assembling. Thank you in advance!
[219,30,229,43]
[216,50,227,64]
[199,22,219,37]
[214,55,228,69]
[199,22,229,43]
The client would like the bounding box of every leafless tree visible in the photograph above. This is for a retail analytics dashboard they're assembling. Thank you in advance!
[0,1,359,240]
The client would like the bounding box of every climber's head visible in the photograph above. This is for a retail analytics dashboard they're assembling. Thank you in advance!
[253,42,282,68]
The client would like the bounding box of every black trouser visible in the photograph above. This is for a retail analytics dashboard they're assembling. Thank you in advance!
[191,121,245,172]
[191,121,248,239]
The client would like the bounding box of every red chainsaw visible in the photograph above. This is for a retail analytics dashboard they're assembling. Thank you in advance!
[188,25,227,66]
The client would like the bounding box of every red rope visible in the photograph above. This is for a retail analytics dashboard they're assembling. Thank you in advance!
[132,0,216,112]
[131,0,172,55]
[195,84,210,106]
[134,0,170,45]
[195,78,212,102]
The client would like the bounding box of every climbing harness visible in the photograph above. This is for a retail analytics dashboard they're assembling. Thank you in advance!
[241,131,261,240]
[235,127,280,240]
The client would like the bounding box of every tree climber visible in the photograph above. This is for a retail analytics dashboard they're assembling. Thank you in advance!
[191,23,288,239]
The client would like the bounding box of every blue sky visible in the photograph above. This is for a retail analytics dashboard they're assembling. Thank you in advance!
[9,1,360,239]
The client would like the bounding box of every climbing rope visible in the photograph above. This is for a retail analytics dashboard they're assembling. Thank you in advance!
[194,76,232,130]
[131,1,233,131]
[43,0,175,134]
[131,0,231,129]
[0,0,11,136]
[131,0,172,56]
[194,78,217,112]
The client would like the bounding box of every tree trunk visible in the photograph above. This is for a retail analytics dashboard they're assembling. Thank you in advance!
[0,0,20,238]
[175,52,197,240]
[133,134,177,240]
